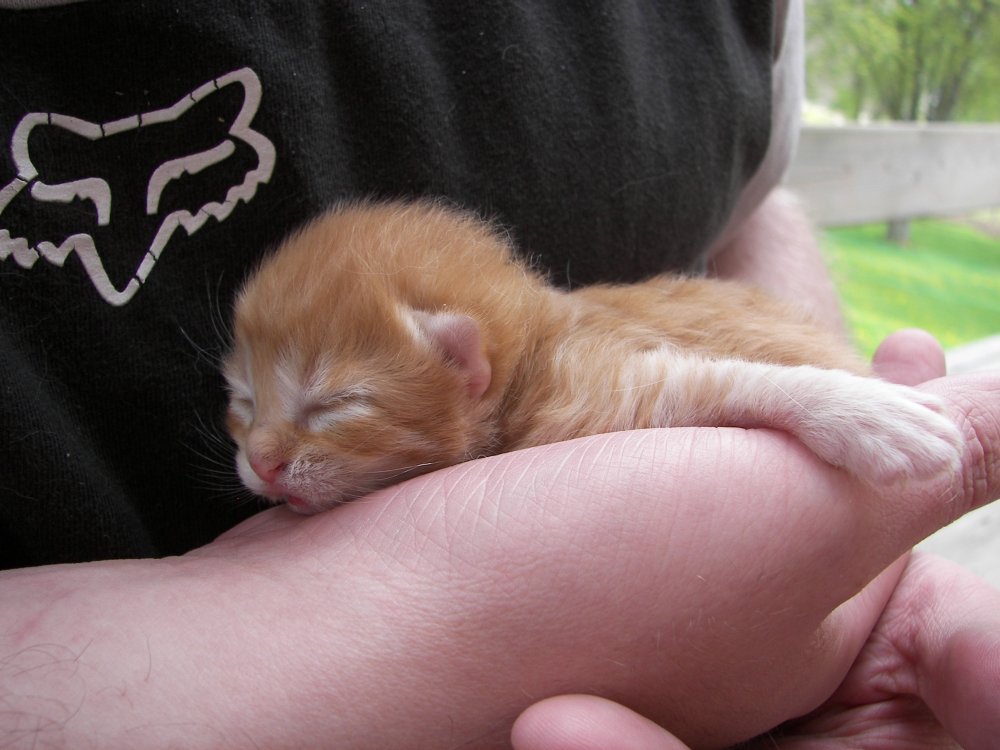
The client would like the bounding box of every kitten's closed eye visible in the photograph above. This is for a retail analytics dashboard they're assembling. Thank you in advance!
[225,378,255,426]
[298,389,374,432]
[225,367,375,431]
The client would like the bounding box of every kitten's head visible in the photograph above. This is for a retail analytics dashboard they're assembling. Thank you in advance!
[222,203,496,514]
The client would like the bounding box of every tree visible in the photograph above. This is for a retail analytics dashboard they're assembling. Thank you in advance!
[806,0,1000,122]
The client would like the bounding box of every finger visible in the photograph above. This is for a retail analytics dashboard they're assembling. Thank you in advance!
[806,552,1000,750]
[872,329,947,386]
[924,372,1000,517]
[902,553,1000,750]
[760,696,962,749]
[511,695,691,750]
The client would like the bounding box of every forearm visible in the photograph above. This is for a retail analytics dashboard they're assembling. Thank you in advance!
[1,558,212,748]
[0,514,526,750]
[0,552,377,749]
[708,187,848,337]
[4,561,221,746]
[0,436,865,750]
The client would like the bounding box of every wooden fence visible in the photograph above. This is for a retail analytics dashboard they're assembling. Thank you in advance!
[784,124,1000,227]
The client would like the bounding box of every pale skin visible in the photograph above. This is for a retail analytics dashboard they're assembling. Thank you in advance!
[512,332,1000,750]
[2,192,999,748]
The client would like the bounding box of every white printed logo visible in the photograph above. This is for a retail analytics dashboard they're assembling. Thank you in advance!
[0,67,276,306]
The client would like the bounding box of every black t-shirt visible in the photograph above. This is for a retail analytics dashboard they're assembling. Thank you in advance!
[0,0,781,567]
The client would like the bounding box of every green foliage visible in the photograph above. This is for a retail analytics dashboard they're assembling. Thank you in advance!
[823,219,1000,355]
[807,0,1000,122]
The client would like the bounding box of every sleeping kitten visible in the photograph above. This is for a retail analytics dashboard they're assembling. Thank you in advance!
[223,200,961,514]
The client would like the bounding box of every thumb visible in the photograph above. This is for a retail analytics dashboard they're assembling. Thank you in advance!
[512,695,691,750]
[866,328,1000,523]
[872,328,947,386]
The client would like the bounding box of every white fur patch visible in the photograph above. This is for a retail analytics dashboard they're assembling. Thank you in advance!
[274,353,303,423]
[222,361,255,426]
[749,363,962,483]
[399,306,429,347]
[297,367,374,433]
[629,351,962,484]
[302,399,374,433]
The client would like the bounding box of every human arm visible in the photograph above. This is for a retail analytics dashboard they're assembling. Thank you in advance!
[3,347,998,749]
[512,330,1000,750]
[708,187,848,335]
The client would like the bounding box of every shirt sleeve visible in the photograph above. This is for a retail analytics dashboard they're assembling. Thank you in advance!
[708,0,805,255]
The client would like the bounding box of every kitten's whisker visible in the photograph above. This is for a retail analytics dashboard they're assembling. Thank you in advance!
[611,378,668,393]
[193,466,242,481]
[181,405,250,500]
[182,426,233,458]
[337,433,383,459]
[182,439,236,473]
[362,461,443,482]
[225,490,269,510]
[364,461,440,475]
[188,409,237,451]
[761,373,808,414]
[177,322,224,370]
[208,272,235,352]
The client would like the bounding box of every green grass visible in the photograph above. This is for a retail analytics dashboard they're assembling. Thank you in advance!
[822,219,1000,356]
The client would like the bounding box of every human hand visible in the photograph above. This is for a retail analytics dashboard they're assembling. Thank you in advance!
[511,547,1000,750]
[511,329,1000,749]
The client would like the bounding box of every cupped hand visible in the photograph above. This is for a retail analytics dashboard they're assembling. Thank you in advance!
[510,329,1000,750]
[512,548,1000,750]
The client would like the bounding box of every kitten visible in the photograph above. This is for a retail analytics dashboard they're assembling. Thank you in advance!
[223,200,961,514]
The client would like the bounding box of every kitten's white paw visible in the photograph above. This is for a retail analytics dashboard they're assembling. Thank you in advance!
[791,376,962,485]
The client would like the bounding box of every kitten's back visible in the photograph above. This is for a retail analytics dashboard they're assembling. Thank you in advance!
[569,276,867,373]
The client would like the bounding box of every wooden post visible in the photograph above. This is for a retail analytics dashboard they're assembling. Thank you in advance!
[887,219,910,244]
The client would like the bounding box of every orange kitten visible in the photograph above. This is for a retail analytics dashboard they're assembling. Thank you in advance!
[223,201,961,513]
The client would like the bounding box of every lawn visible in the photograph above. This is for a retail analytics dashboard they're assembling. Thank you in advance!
[821,219,1000,356]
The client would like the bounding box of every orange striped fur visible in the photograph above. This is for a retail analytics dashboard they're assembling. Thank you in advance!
[223,201,958,513]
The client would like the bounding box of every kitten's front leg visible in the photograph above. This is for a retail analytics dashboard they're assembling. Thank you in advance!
[638,352,962,485]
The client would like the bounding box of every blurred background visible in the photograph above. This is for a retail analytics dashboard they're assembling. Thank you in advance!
[791,0,1000,585]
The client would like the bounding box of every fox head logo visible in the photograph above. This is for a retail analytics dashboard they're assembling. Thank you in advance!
[0,67,276,306]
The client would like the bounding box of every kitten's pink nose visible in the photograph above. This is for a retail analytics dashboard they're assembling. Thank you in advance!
[249,455,286,484]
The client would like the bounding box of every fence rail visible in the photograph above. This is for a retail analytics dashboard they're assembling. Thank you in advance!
[784,124,1000,227]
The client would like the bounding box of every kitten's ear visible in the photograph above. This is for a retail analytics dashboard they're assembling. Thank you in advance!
[408,310,492,399]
